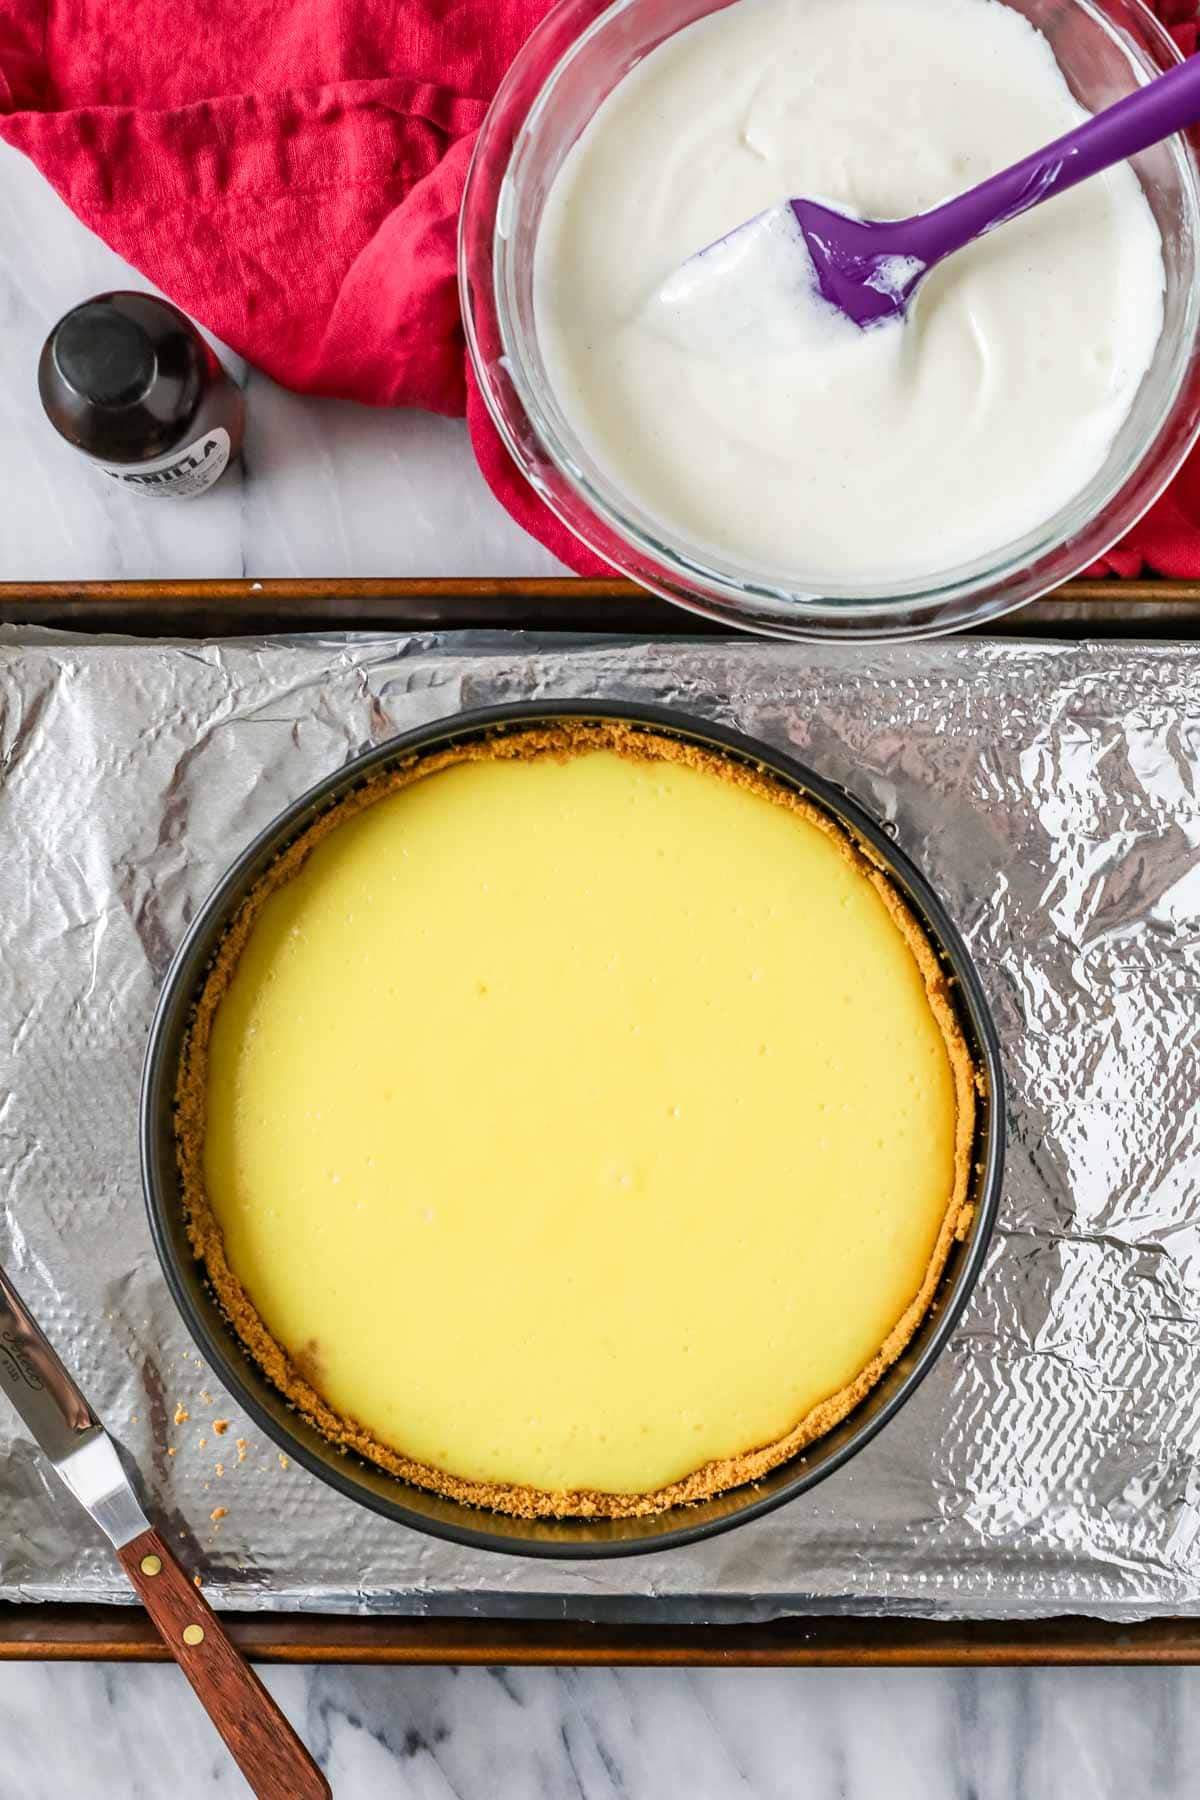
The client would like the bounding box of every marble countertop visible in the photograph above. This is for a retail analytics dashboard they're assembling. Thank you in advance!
[0,137,1191,1797]
[0,140,563,587]
[2,1660,1196,1798]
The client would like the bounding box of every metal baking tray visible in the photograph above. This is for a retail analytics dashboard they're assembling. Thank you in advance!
[0,573,1197,1666]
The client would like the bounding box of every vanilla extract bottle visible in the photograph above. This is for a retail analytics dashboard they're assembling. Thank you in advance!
[39,292,244,498]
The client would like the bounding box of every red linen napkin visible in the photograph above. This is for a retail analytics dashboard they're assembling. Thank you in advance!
[0,0,1195,581]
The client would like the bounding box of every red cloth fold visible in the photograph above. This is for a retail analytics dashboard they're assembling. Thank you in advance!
[1,0,1195,581]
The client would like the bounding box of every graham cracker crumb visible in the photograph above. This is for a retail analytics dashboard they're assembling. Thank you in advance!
[173,1405,189,1426]
[212,1419,230,1435]
[235,1439,248,1463]
[278,1454,289,1471]
[210,1506,228,1523]
[175,722,980,1520]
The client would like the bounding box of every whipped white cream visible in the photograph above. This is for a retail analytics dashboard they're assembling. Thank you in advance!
[533,0,1165,585]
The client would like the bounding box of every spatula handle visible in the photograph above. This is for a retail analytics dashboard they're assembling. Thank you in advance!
[117,1527,329,1800]
[908,49,1200,263]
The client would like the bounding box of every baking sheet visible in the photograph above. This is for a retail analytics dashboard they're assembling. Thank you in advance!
[1,629,1198,1622]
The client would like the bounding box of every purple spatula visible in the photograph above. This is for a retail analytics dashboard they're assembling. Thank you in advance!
[683,49,1200,330]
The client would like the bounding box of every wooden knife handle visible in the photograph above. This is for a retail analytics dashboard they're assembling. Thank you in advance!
[117,1528,330,1800]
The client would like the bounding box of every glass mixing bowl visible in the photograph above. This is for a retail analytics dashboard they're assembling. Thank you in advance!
[460,0,1200,640]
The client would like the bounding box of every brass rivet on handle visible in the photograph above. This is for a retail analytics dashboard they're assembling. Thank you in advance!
[139,1554,162,1577]
[182,1624,205,1647]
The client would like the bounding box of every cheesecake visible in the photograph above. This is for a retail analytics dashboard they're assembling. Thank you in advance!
[176,722,976,1518]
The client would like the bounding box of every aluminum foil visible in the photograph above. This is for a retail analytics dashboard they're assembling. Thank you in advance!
[2,628,1199,1622]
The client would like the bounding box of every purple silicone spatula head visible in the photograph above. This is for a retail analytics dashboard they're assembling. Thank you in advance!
[678,48,1200,331]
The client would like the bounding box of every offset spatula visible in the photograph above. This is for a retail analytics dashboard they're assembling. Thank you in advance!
[0,1263,329,1800]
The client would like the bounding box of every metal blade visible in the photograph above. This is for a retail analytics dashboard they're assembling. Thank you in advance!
[0,1263,148,1549]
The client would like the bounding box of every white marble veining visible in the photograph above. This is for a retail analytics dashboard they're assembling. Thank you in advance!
[0,140,563,583]
[1,1662,1197,1797]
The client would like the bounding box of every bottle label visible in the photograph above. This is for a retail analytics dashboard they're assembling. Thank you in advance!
[100,427,232,499]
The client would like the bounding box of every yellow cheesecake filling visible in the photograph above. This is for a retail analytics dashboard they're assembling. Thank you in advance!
[178,724,976,1518]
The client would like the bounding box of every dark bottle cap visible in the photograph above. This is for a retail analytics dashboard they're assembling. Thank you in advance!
[53,302,158,409]
[39,290,244,474]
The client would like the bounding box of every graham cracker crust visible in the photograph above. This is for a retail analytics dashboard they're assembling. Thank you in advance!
[175,720,980,1520]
